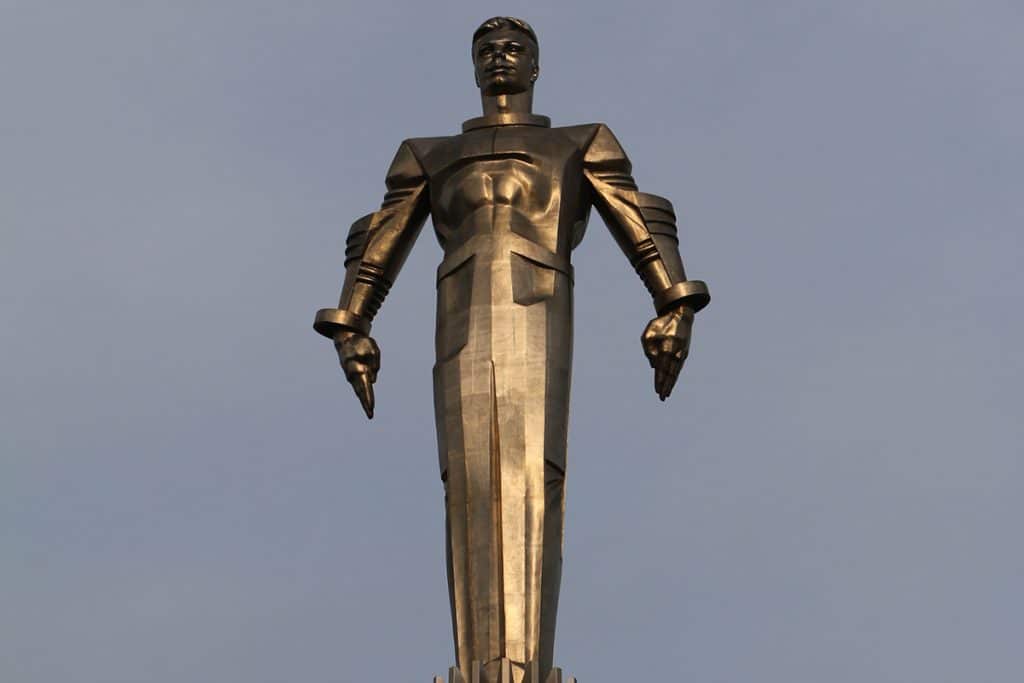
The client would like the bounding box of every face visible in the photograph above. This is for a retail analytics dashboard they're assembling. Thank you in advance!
[473,29,538,96]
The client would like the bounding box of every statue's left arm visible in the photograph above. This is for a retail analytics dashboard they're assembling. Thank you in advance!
[582,124,710,400]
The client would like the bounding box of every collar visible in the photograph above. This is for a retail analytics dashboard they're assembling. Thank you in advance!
[461,112,551,132]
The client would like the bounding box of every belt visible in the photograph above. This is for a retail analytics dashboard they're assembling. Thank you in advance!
[436,232,574,284]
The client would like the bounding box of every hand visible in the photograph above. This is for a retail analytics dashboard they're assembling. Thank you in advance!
[642,304,694,401]
[334,331,380,419]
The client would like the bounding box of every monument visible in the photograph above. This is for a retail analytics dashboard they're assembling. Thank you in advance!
[314,17,710,683]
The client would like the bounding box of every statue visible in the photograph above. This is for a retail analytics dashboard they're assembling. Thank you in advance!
[313,17,710,683]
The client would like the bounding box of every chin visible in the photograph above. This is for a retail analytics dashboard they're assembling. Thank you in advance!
[486,82,527,96]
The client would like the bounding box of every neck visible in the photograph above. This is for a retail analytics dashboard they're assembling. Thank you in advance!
[480,90,534,116]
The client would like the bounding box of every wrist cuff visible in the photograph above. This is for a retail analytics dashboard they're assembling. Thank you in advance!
[313,308,371,338]
[654,280,710,315]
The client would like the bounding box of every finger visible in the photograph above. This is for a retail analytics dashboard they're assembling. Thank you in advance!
[658,339,680,375]
[351,372,375,419]
[655,352,674,400]
[642,336,660,366]
[660,337,680,356]
[654,348,671,397]
[343,361,367,383]
[368,340,381,372]
[663,351,684,399]
[661,356,684,400]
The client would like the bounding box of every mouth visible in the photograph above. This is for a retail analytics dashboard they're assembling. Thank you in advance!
[487,66,514,76]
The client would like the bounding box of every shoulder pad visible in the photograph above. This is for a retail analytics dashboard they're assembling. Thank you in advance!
[557,123,602,151]
[584,124,631,173]
[385,140,427,190]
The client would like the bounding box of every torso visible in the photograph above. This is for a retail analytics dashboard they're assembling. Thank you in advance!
[409,123,599,257]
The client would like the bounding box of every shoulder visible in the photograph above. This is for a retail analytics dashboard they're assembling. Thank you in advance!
[555,123,602,150]
[556,123,628,161]
[385,135,451,183]
[556,123,630,171]
[402,136,451,161]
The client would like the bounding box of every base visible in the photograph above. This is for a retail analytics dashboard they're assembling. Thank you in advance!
[432,658,576,683]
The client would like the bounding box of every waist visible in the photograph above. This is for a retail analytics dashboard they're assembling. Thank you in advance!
[437,231,573,285]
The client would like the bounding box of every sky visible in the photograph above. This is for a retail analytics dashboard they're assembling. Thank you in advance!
[2,1,1022,681]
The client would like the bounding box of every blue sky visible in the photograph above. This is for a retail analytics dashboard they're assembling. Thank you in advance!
[2,1,1022,681]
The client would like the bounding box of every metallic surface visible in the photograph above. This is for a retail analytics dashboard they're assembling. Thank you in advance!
[313,16,710,682]
[433,659,575,683]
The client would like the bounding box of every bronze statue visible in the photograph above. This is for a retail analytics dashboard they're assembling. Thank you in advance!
[314,17,709,683]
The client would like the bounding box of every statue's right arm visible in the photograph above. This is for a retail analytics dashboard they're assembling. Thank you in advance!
[314,140,431,418]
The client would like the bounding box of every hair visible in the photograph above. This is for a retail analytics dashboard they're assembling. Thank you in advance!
[471,16,539,60]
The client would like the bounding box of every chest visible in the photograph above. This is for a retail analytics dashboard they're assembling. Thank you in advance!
[422,127,585,222]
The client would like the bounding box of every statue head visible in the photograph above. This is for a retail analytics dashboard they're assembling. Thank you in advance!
[472,17,539,96]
